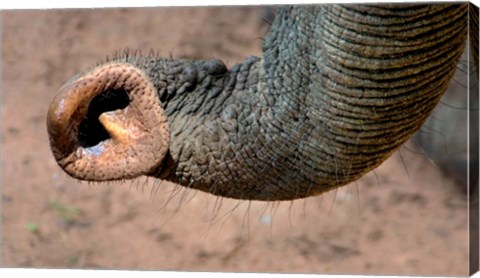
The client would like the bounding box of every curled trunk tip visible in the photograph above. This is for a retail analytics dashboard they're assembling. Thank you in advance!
[46,62,170,181]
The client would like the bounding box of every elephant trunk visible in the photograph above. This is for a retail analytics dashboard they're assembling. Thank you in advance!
[47,4,468,201]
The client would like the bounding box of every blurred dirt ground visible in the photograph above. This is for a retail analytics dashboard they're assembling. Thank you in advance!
[0,6,470,276]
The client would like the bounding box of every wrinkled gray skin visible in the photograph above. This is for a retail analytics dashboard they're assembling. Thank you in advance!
[413,7,477,272]
[415,55,478,190]
[49,4,469,201]
[415,4,478,193]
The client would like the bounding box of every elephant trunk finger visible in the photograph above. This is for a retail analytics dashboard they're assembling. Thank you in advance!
[47,62,170,181]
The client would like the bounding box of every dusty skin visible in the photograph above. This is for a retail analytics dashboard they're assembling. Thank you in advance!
[1,6,469,275]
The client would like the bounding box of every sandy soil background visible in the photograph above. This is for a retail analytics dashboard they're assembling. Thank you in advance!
[1,6,471,276]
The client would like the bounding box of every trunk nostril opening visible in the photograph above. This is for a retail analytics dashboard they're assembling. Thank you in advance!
[77,88,130,148]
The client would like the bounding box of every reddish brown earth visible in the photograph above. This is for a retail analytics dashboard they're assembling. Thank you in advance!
[1,6,470,276]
